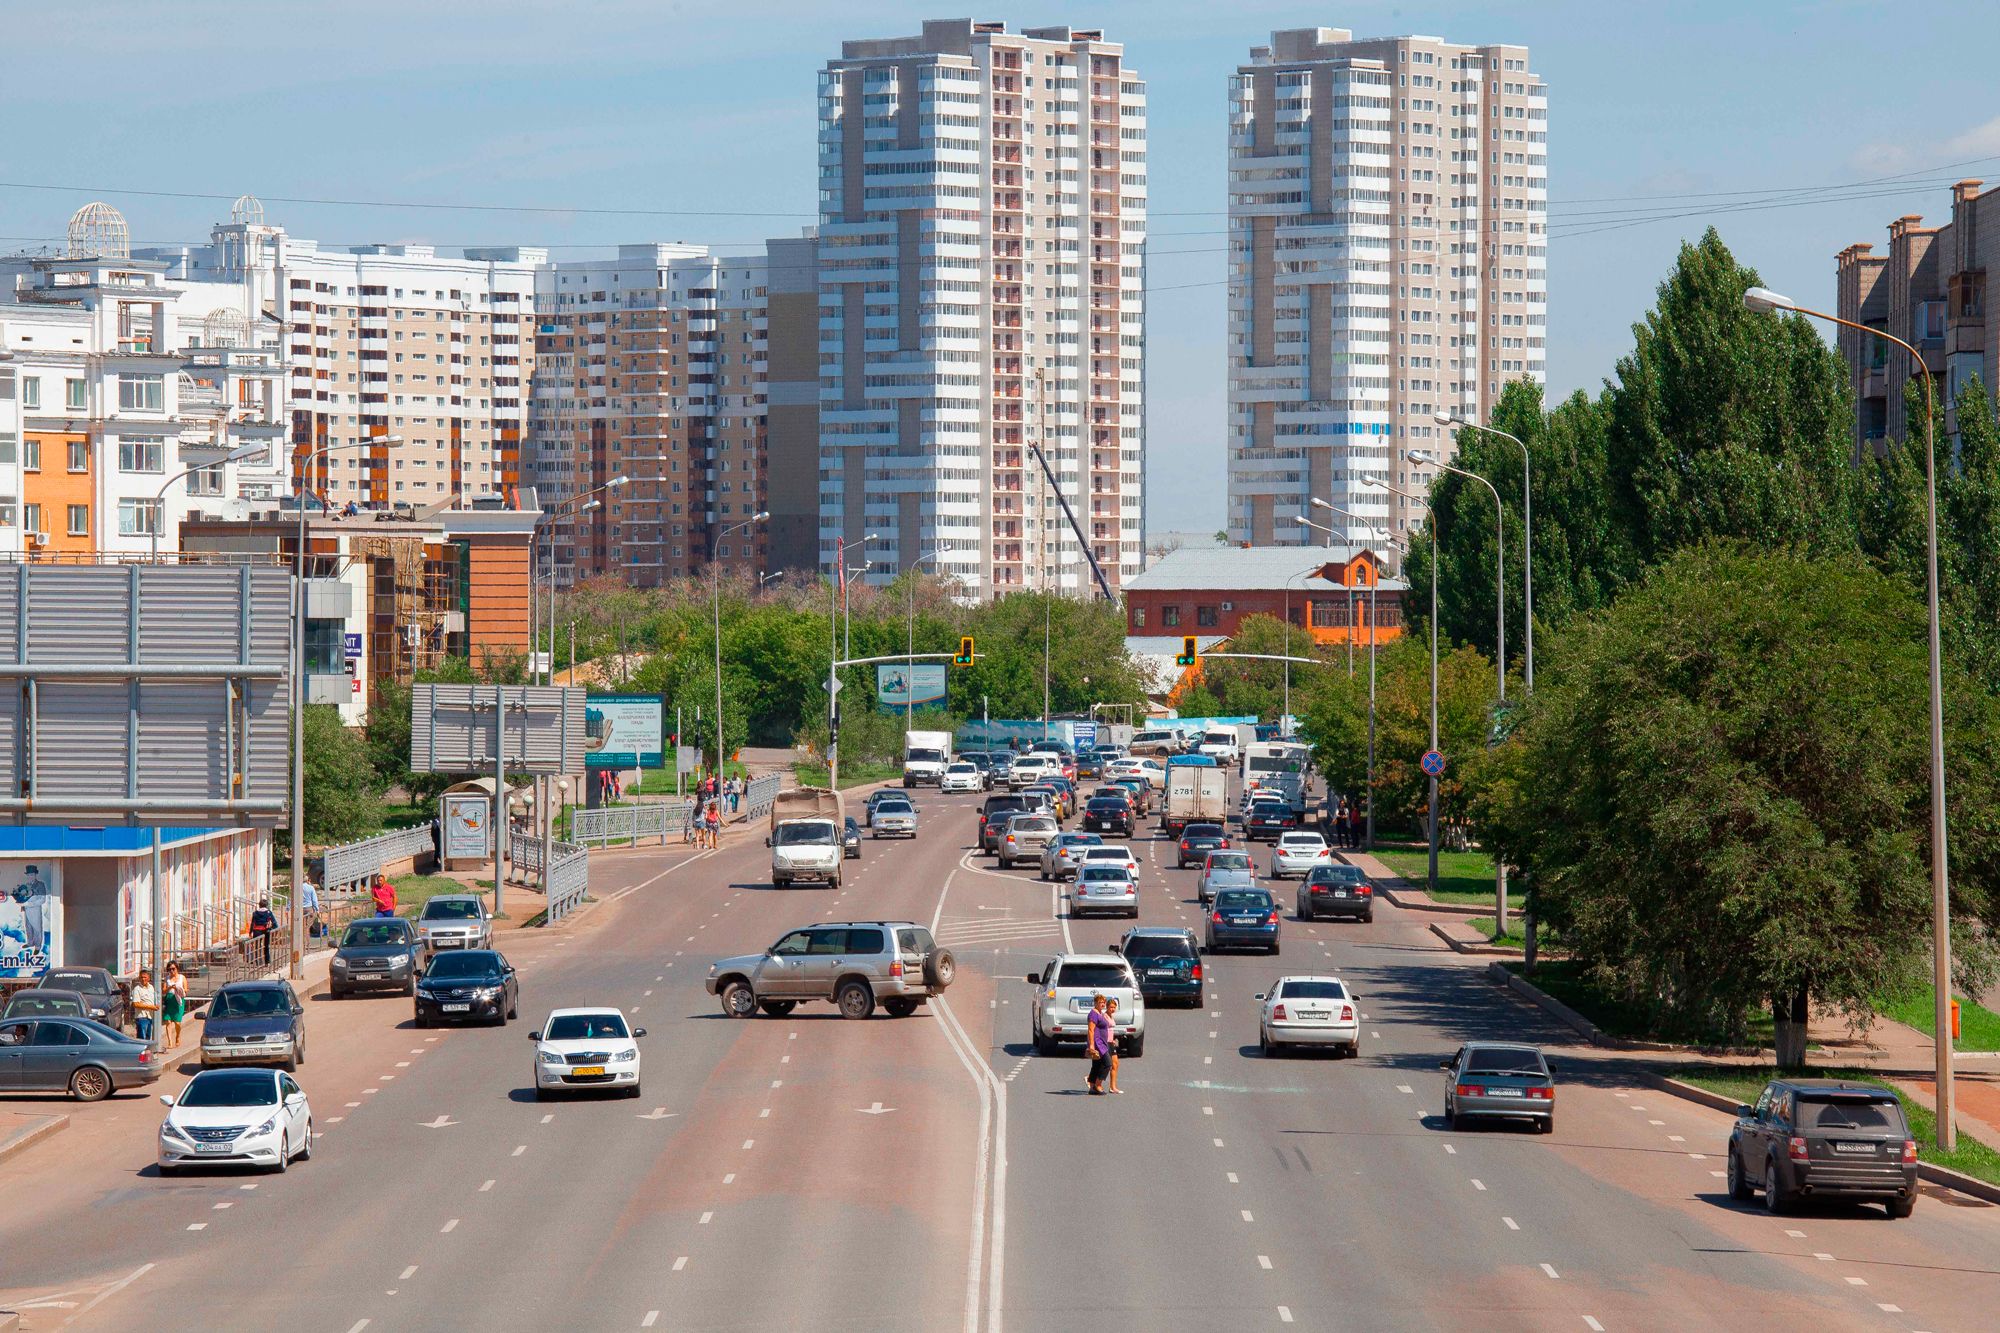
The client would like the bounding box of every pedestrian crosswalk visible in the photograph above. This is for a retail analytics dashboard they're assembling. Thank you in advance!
[937,915,1061,946]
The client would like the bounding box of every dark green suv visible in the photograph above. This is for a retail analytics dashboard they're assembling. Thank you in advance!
[1727,1079,1918,1218]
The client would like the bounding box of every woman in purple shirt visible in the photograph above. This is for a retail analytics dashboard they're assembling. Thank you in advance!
[1086,994,1113,1095]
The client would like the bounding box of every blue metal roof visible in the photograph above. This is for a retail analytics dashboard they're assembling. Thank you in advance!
[0,826,227,856]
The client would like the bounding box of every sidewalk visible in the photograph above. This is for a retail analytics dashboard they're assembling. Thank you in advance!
[1336,846,1485,916]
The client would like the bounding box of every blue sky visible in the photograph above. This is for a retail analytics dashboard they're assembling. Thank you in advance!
[5,1,1996,533]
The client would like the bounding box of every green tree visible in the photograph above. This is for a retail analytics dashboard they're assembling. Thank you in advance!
[299,703,387,844]
[1296,635,1497,833]
[1189,613,1327,721]
[1481,544,2000,1063]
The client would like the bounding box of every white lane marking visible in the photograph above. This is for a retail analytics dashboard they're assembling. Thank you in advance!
[699,1212,713,1224]
[759,1108,770,1118]
[240,1183,257,1191]
[1257,1255,1273,1270]
[1668,1134,1685,1142]
[743,1139,755,1150]
[1784,1230,1806,1238]
[362,1089,378,1096]
[930,903,1009,1333]
[400,1266,418,1280]
[656,976,663,982]
[1396,1085,1413,1094]
[643,1313,660,1328]
[1471,1180,1486,1191]
[212,1202,232,1211]
[1583,1320,1604,1332]
[1877,1305,1903,1314]
[1844,1276,1867,1286]
[380,1074,395,1081]
[1814,1253,1834,1261]
[1503,1217,1519,1231]
[1227,1172,1240,1184]
[1278,1308,1294,1324]
[723,1173,736,1184]
[673,1256,689,1272]
[1213,1138,1225,1147]
[185,1223,207,1231]
[1444,1145,1457,1155]
[441,1219,459,1233]
[772,1079,783,1088]
[789,1032,797,1040]
[396,1061,410,1068]
[1240,1210,1254,1222]
[511,1145,526,1157]
[325,1116,344,1124]
[540,1114,554,1124]
[1371,1031,1380,1039]
[781,1055,790,1064]
[1540,1263,1560,1279]
[480,1180,494,1192]
[345,1323,371,1333]
[1647,1119,1664,1126]
[1203,1106,1214,1116]
[1209,1031,1218,1039]
[610,851,714,904]
[645,990,653,997]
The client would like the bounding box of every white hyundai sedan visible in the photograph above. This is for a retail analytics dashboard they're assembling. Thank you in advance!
[1269,831,1332,880]
[158,1067,313,1175]
[941,762,984,793]
[533,1007,646,1100]
[1257,975,1361,1057]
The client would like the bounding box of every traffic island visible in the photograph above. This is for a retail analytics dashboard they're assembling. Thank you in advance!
[0,1112,67,1168]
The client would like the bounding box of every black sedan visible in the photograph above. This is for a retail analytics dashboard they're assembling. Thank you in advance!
[1206,888,1282,955]
[34,967,130,1032]
[200,981,307,1072]
[2,988,92,1022]
[414,950,518,1027]
[1176,822,1231,868]
[1243,801,1298,841]
[330,917,425,998]
[0,1015,161,1101]
[1297,864,1375,922]
[1082,796,1133,836]
[843,816,863,858]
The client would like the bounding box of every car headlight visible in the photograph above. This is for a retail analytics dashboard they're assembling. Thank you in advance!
[161,1120,193,1144]
[474,986,501,1000]
[610,1049,637,1063]
[250,1116,278,1137]
[332,957,349,969]
[536,1049,566,1065]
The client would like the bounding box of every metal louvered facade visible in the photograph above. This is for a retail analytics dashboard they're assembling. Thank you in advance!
[410,684,585,775]
[0,563,291,823]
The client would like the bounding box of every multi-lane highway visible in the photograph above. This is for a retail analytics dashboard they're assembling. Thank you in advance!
[3,779,1998,1331]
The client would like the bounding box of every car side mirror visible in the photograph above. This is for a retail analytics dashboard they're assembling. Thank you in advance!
[528,1031,540,1041]
[633,1028,647,1038]
[1736,1104,1754,1119]
[1108,943,1121,954]
[1438,1059,1454,1070]
[291,1005,304,1015]
[1025,974,1039,985]
[764,836,772,847]
[1254,993,1266,1001]
[159,1093,176,1107]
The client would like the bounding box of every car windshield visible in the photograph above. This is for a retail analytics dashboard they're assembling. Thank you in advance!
[343,921,412,947]
[41,971,109,995]
[1797,1095,1907,1133]
[207,987,290,1019]
[1308,866,1366,885]
[875,799,913,813]
[1465,1047,1549,1077]
[1122,935,1194,961]
[908,749,944,763]
[6,995,80,1016]
[1054,962,1134,989]
[426,953,504,980]
[1215,891,1274,912]
[1281,835,1326,849]
[1184,824,1223,839]
[1207,853,1251,872]
[176,1071,279,1108]
[1278,980,1349,1000]
[1080,867,1130,882]
[544,1013,630,1041]
[774,823,833,846]
[421,899,482,920]
[947,765,977,774]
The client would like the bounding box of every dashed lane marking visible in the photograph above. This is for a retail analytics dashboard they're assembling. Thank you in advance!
[673,1257,689,1272]
[185,1223,207,1232]
[699,1212,713,1224]
[441,1219,459,1233]
[511,1145,526,1157]
[1227,1173,1239,1184]
[1257,1255,1273,1270]
[1241,1210,1254,1222]
[723,1173,736,1184]
[212,1202,232,1211]
[480,1180,494,1192]
[1540,1264,1560,1279]
[400,1266,418,1281]
[1583,1319,1604,1331]
[643,1313,660,1328]
[1471,1180,1486,1191]
[1444,1145,1457,1155]
[1278,1308,1294,1324]
[540,1114,554,1124]
[1503,1217,1519,1230]
[743,1139,756,1150]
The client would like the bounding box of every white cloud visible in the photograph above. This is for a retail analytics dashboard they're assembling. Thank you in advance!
[1854,114,2000,177]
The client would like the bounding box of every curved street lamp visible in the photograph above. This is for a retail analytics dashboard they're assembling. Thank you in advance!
[712,512,769,775]
[1437,410,1533,691]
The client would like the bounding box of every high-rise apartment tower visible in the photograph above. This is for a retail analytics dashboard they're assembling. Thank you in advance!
[1226,28,1546,545]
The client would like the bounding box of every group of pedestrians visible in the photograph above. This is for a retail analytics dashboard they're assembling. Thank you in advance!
[1327,797,1364,849]
[1085,994,1123,1095]
[683,773,738,848]
[129,961,188,1046]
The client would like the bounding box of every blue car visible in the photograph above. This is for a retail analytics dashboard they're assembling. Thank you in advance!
[1206,888,1281,955]
[1118,927,1203,1007]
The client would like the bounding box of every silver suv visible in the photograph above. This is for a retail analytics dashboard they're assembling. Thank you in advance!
[1027,953,1146,1057]
[997,814,1059,868]
[706,921,957,1021]
[416,894,492,951]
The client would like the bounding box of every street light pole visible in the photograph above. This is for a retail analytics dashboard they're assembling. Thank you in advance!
[1365,476,1439,896]
[711,512,769,780]
[290,434,399,980]
[1747,284,1954,1145]
[905,546,953,738]
[1439,411,1532,691]
[149,444,264,561]
[1304,500,1387,850]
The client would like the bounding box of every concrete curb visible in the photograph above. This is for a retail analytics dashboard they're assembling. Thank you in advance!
[1484,961,1764,1056]
[0,1112,68,1167]
[1429,921,1516,956]
[1373,883,1488,917]
[1641,1071,2000,1208]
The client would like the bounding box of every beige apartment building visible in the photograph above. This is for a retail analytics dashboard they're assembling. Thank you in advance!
[818,18,1148,598]
[1226,28,1547,546]
[1836,179,1995,460]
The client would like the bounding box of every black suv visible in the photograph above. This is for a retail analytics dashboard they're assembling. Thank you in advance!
[978,793,1035,852]
[1727,1079,1918,1218]
[1116,927,1202,1006]
[1083,795,1134,836]
[331,917,424,997]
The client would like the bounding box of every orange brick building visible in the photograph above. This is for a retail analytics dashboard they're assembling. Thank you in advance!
[1123,544,1405,647]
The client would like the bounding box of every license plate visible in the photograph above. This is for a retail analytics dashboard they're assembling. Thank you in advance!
[571,1066,605,1078]
[1147,969,1174,978]
[1297,1010,1328,1020]
[195,1143,232,1155]
[1832,1142,1876,1154]
[353,973,384,981]
[1485,1087,1524,1097]
[442,1003,470,1012]
[1332,890,1350,898]
[1231,917,1257,926]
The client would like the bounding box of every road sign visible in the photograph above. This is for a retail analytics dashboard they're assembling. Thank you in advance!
[1420,749,1447,778]
[675,745,700,775]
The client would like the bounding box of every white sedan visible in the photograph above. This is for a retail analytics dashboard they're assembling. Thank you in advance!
[1257,975,1361,1057]
[1079,844,1141,876]
[158,1067,313,1174]
[533,1007,646,1100]
[941,763,984,793]
[1269,831,1332,880]
[1106,758,1167,791]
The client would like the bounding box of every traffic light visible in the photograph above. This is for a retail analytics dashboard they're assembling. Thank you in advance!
[1175,635,1199,668]
[953,635,976,667]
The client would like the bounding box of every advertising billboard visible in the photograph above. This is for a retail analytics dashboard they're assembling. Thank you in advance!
[584,694,664,770]
[876,664,947,712]
[0,860,60,979]
[440,794,492,861]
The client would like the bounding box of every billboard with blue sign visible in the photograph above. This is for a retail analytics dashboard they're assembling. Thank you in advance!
[584,694,663,769]
[876,664,947,712]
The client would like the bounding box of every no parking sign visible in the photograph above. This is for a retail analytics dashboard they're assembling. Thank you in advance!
[1420,749,1447,778]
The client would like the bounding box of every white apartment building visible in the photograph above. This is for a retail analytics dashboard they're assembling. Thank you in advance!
[1226,29,1547,545]
[144,199,544,513]
[530,246,771,587]
[0,205,287,558]
[818,18,1147,598]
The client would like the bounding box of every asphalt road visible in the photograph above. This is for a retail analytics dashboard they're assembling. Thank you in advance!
[3,779,1999,1331]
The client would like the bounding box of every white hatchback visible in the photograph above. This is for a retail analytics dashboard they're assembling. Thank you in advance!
[1257,975,1361,1057]
[941,763,984,793]
[533,1007,646,1100]
[1269,831,1332,879]
[158,1067,312,1174]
